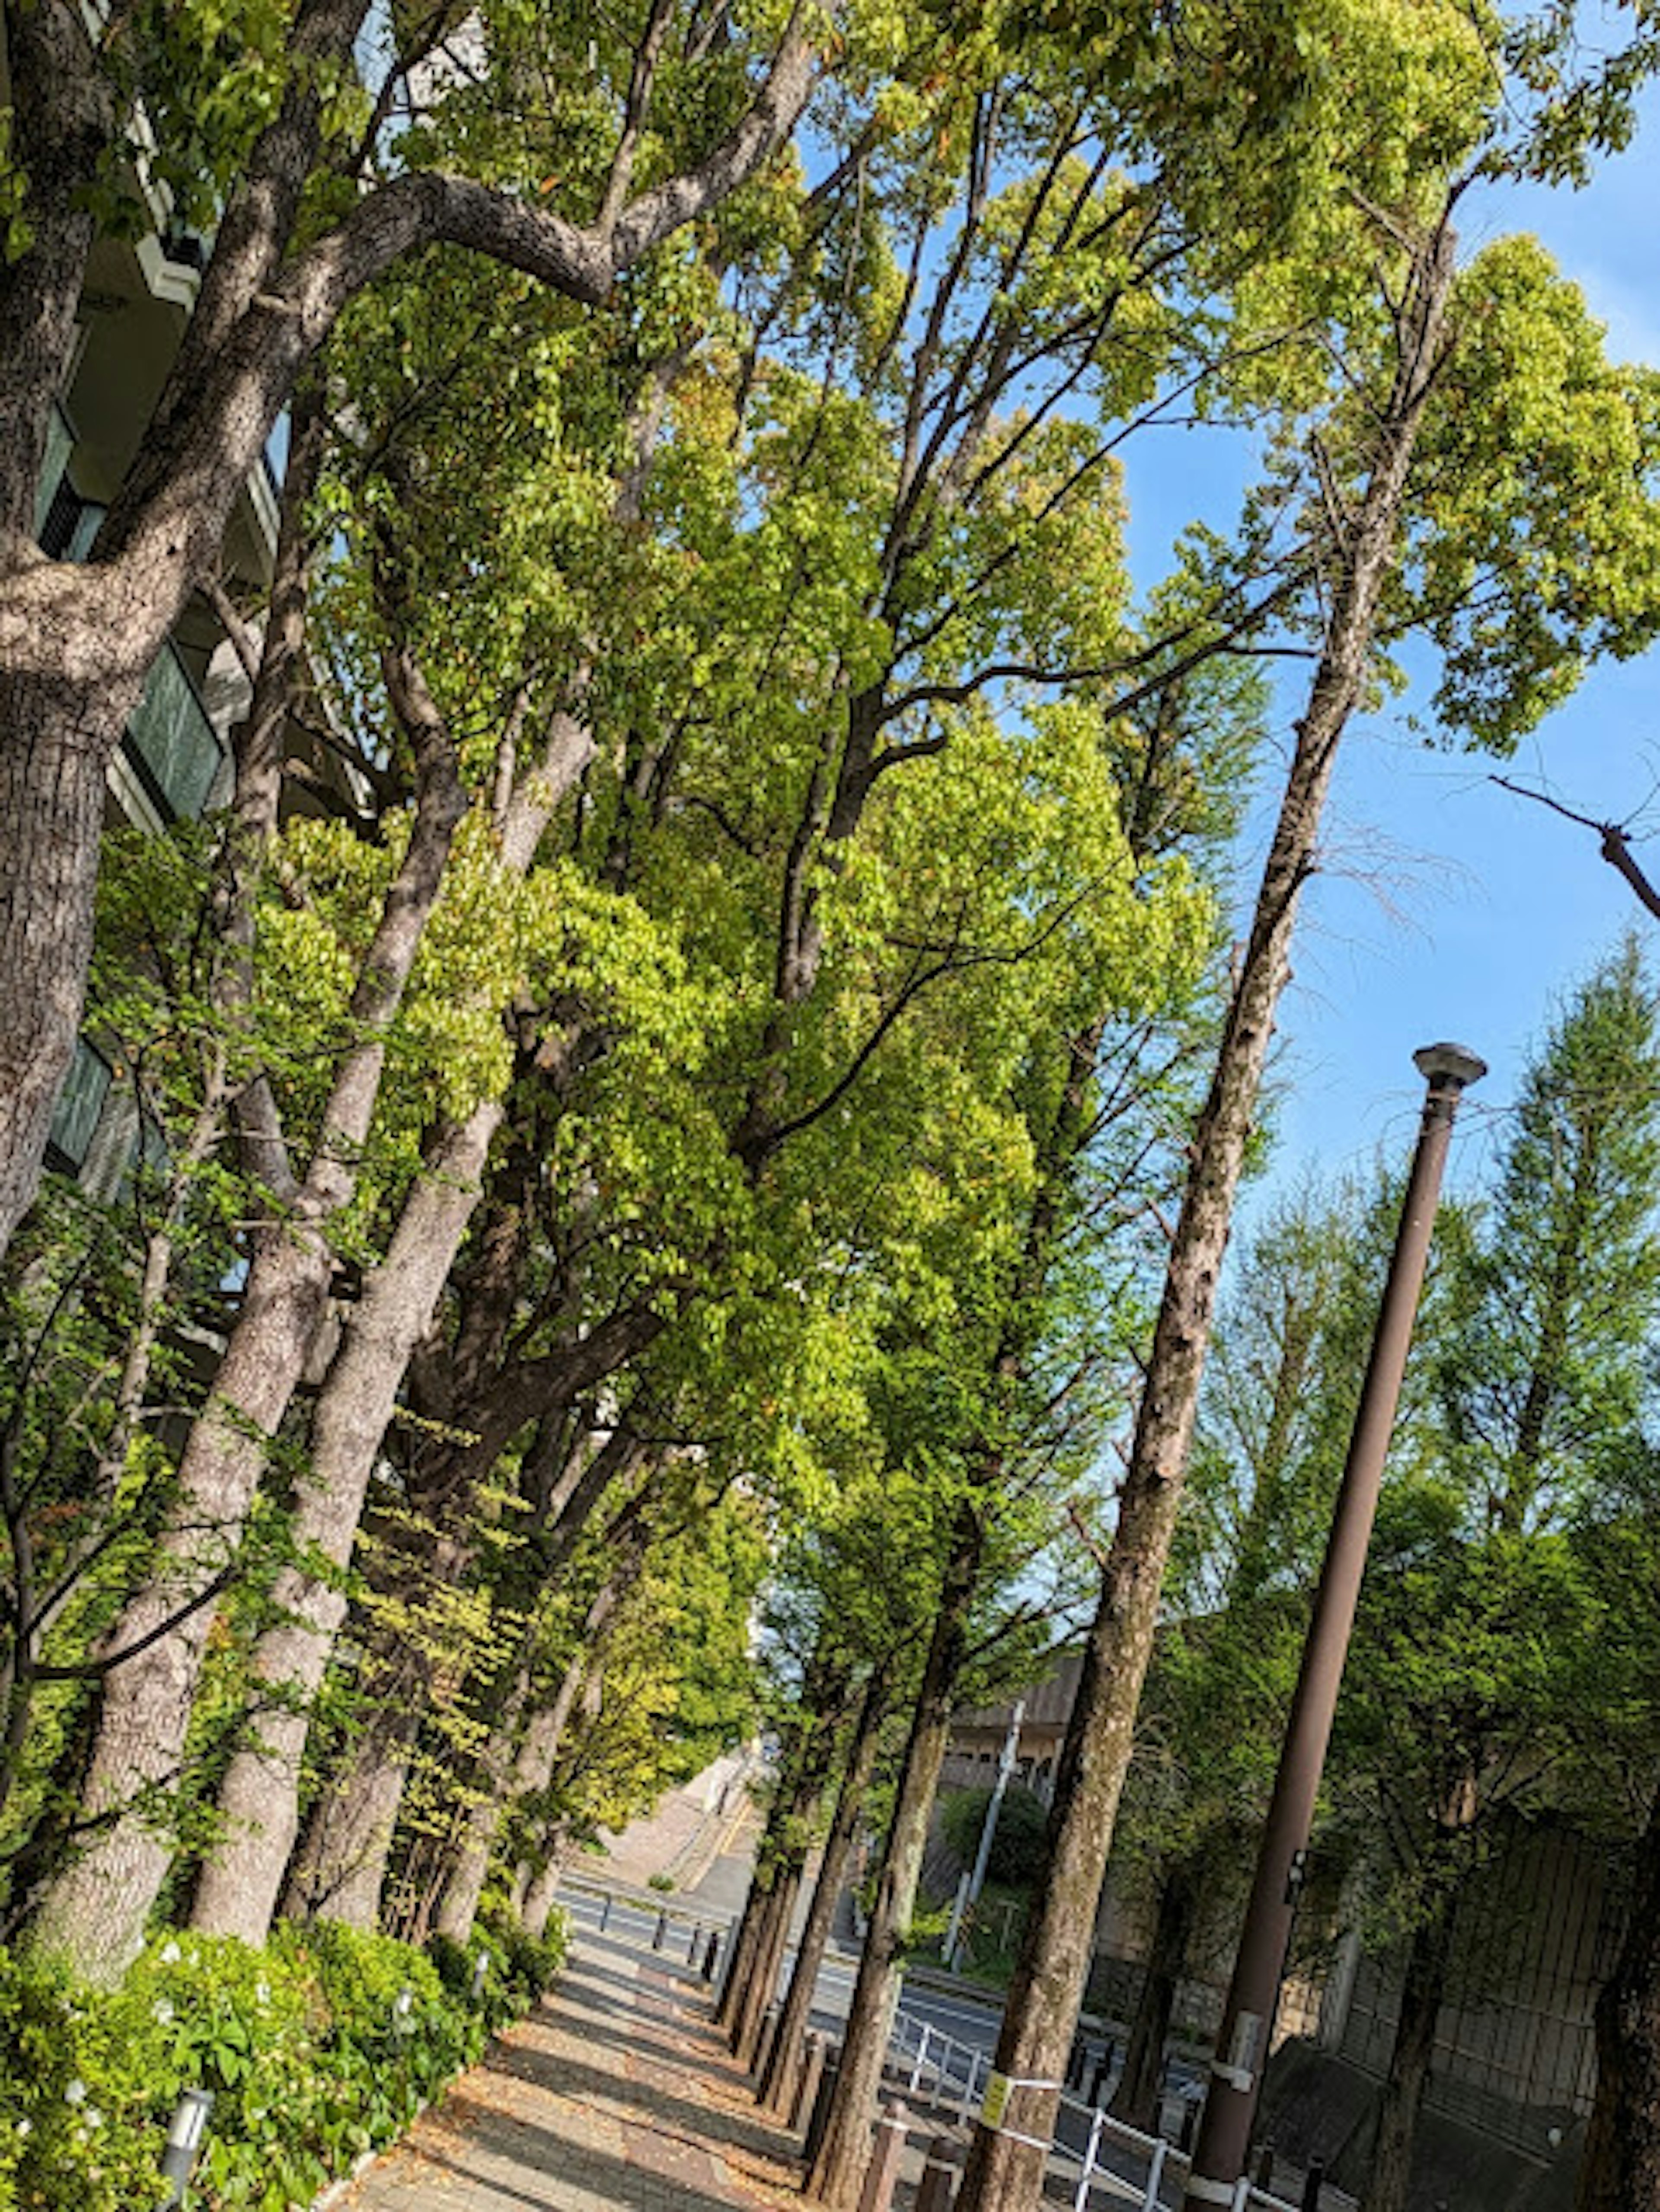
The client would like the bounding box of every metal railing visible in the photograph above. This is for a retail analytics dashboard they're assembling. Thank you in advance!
[887,2004,1302,2212]
[565,1882,1309,2212]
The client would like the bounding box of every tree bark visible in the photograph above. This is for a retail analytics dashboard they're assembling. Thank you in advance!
[284,1697,418,1930]
[26,713,468,1981]
[431,1521,648,1945]
[1111,1856,1198,2132]
[520,1847,569,1941]
[1574,1792,1660,2212]
[762,1670,888,2112]
[953,210,1459,2212]
[806,1515,983,2207]
[723,1685,845,2049]
[1360,1897,1457,2212]
[0,642,157,1258]
[736,1856,810,2070]
[189,1099,502,1940]
[718,1860,773,2033]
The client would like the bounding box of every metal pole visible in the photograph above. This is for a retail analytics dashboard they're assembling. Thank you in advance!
[1074,2108,1105,2212]
[945,1701,1025,1969]
[958,2049,983,2124]
[1088,2045,1112,2107]
[1145,2138,1167,2212]
[1179,1043,1484,2212]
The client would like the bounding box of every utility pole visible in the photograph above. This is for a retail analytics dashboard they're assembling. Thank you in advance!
[1179,1043,1485,2211]
[945,1700,1025,1970]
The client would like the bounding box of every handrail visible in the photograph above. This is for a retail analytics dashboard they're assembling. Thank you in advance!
[887,2001,1303,2212]
[564,1886,1306,2212]
[561,1870,734,1931]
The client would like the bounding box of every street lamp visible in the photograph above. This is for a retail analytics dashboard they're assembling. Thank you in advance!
[1179,1043,1484,2211]
[159,2088,214,2208]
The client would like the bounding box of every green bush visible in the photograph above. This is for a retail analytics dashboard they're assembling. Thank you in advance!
[0,1910,564,2212]
[939,1784,1051,1888]
[0,1948,167,2212]
[477,1907,568,2013]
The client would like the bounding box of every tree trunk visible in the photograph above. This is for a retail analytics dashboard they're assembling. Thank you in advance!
[725,1698,843,2052]
[1574,1792,1660,2212]
[736,1858,809,2070]
[431,1529,647,1945]
[953,210,1459,2212]
[0,4,127,1256]
[283,1693,417,1929]
[762,1671,887,2112]
[26,714,469,1981]
[1111,1857,1198,2131]
[806,1516,982,2207]
[1360,1899,1457,2212]
[719,1864,773,2033]
[190,1099,502,1941]
[719,1680,843,2035]
[520,1840,569,1940]
[0,648,153,1261]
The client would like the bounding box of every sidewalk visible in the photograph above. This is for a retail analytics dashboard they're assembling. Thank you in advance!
[339,1928,799,2212]
[596,1750,760,1896]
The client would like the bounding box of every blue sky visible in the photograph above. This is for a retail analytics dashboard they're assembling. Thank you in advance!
[1127,79,1660,1215]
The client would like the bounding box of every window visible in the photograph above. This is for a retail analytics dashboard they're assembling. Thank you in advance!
[123,639,228,821]
[45,1039,114,1178]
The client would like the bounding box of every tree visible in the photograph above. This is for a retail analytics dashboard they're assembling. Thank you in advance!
[1103,1186,1370,2131]
[1333,943,1660,2212]
[0,0,826,1264]
[957,106,1660,2212]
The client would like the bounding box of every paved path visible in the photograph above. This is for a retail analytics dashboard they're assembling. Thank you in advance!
[341,1927,800,2212]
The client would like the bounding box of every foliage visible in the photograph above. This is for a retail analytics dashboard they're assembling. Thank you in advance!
[941,1784,1052,1889]
[0,1907,565,2212]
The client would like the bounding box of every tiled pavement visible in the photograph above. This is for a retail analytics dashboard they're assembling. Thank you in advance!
[339,1927,803,2212]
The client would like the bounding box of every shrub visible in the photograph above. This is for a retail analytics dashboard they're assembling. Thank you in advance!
[939,1784,1051,1888]
[476,1907,568,2016]
[0,1949,167,2212]
[0,1909,564,2212]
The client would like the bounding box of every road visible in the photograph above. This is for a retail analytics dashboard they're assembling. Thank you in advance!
[556,1878,1191,2105]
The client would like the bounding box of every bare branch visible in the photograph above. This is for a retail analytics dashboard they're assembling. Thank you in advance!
[1492,774,1660,924]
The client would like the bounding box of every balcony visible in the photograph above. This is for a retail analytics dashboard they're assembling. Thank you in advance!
[123,638,228,823]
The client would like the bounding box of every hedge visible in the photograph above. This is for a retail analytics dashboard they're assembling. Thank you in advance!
[0,1910,566,2212]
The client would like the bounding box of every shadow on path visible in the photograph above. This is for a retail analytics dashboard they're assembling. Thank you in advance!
[341,1923,803,2212]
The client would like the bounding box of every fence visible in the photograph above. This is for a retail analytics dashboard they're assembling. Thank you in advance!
[568,1882,1312,2212]
[888,2003,1303,2212]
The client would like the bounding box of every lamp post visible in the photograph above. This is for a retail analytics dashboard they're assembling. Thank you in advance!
[159,2088,214,2208]
[944,1700,1025,1970]
[1179,1043,1485,2211]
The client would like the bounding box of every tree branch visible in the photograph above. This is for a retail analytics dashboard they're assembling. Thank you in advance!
[1492,775,1660,923]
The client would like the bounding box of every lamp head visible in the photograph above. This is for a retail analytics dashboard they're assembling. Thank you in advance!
[1413,1042,1487,1091]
